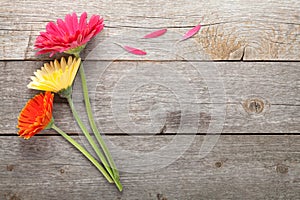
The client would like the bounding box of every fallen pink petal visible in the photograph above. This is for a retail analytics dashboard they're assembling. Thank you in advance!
[115,43,147,55]
[143,29,167,39]
[181,24,201,41]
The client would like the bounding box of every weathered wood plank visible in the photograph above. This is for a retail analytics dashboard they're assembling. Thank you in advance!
[0,135,299,199]
[2,100,299,134]
[1,61,299,134]
[0,0,300,60]
[1,61,299,104]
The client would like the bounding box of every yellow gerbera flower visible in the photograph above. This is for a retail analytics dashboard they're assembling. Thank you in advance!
[28,56,81,93]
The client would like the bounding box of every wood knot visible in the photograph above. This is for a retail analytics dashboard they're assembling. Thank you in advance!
[6,165,14,171]
[243,98,264,114]
[4,193,21,200]
[157,193,168,200]
[215,161,223,168]
[60,168,65,174]
[276,164,288,174]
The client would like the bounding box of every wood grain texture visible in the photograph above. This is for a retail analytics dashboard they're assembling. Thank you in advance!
[1,61,299,134]
[0,135,299,199]
[0,0,300,60]
[1,1,300,198]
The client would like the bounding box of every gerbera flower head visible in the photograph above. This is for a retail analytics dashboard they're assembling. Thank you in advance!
[17,92,54,139]
[35,12,104,57]
[28,56,81,95]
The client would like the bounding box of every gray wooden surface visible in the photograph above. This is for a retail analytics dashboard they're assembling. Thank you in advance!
[1,61,299,134]
[1,0,300,60]
[1,136,300,200]
[0,0,300,199]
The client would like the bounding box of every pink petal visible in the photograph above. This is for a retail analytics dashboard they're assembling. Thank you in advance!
[65,13,75,34]
[46,22,64,37]
[88,15,100,28]
[181,24,201,41]
[116,44,147,55]
[79,12,87,30]
[57,19,68,34]
[72,13,79,32]
[143,29,167,39]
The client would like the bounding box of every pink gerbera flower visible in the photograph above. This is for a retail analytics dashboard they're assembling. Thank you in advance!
[35,12,104,57]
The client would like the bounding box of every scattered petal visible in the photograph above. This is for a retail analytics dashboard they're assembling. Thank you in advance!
[115,43,147,55]
[123,46,147,55]
[181,24,201,41]
[143,29,167,39]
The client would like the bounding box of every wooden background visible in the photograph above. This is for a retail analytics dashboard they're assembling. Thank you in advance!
[0,0,299,199]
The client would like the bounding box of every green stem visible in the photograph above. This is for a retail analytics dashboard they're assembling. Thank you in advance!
[79,63,120,179]
[51,124,113,183]
[66,97,114,179]
[67,95,122,191]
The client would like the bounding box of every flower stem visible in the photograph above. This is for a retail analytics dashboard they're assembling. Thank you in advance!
[51,124,113,183]
[66,96,112,174]
[79,63,120,179]
[66,95,123,191]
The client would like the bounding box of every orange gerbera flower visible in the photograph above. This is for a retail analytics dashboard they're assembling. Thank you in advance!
[17,92,54,139]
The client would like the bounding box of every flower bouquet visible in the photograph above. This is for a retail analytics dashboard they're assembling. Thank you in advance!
[17,11,201,192]
[17,12,122,191]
